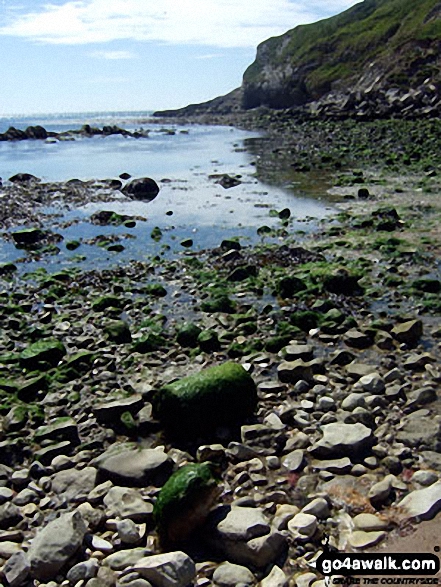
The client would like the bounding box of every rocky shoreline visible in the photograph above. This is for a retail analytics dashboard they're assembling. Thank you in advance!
[0,116,440,587]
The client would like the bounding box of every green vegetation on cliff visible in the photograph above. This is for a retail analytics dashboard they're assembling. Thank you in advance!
[242,0,441,108]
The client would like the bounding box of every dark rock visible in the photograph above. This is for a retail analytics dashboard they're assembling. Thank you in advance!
[122,177,160,201]
[9,173,40,183]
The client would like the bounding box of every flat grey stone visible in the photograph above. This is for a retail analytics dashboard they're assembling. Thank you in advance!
[96,447,173,487]
[398,481,441,521]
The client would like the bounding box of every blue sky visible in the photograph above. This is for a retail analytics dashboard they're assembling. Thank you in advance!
[0,0,361,115]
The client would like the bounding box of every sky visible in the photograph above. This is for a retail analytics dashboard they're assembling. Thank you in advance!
[0,0,361,115]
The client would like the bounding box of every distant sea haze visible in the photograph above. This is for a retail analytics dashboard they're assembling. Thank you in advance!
[0,110,155,134]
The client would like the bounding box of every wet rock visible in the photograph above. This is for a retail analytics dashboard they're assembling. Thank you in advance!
[176,323,202,348]
[309,422,375,459]
[152,362,257,436]
[11,228,45,245]
[215,174,242,189]
[27,510,87,581]
[96,447,173,487]
[124,551,196,587]
[122,177,160,201]
[322,268,362,295]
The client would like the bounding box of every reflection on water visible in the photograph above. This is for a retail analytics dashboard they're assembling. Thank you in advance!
[0,119,335,272]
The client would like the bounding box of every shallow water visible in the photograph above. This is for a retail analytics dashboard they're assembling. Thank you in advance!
[0,114,335,271]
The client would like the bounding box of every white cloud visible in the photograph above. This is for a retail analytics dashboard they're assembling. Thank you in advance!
[90,49,138,59]
[0,0,361,48]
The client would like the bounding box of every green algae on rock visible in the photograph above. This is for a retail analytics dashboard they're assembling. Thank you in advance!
[153,462,220,545]
[152,362,257,435]
[20,339,66,370]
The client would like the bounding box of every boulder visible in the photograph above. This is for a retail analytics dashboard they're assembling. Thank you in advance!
[122,177,160,201]
[152,362,257,435]
[27,510,87,580]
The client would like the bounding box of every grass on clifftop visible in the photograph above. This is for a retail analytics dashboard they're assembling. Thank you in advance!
[244,0,441,96]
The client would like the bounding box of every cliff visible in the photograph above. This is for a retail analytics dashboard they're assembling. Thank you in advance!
[154,0,441,118]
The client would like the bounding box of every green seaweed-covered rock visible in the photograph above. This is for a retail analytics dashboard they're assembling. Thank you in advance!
[153,463,220,544]
[20,339,66,370]
[153,362,257,434]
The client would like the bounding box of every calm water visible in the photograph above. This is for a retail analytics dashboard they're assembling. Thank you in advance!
[0,111,334,271]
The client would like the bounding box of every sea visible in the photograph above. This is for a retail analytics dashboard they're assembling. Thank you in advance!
[0,110,334,272]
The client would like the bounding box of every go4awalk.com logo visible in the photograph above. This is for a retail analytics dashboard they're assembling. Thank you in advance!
[316,552,440,576]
